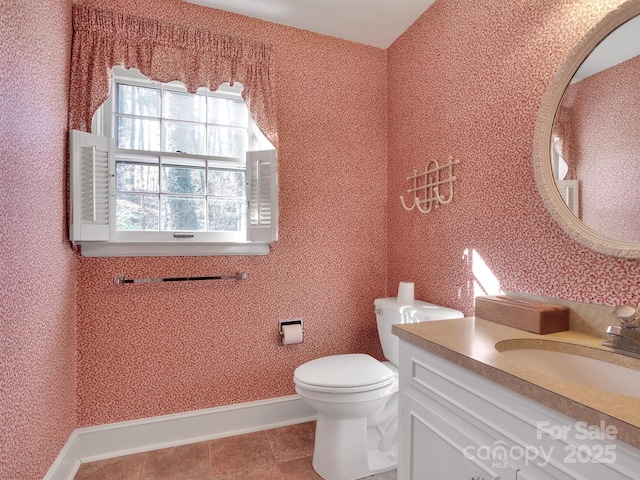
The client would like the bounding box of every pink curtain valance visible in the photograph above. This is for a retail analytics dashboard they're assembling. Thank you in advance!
[68,4,277,147]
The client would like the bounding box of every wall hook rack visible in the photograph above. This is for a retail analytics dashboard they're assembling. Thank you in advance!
[400,156,459,213]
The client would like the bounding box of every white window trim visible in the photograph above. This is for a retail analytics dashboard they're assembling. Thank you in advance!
[78,241,271,257]
[69,69,277,257]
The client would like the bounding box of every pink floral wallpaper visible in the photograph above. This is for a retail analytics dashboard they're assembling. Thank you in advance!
[387,0,636,316]
[561,55,640,242]
[4,0,640,477]
[0,0,76,479]
[74,0,389,427]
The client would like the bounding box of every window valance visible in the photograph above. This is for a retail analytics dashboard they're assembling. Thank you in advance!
[68,4,277,147]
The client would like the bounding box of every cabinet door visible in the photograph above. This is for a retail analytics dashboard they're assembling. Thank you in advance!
[403,392,517,480]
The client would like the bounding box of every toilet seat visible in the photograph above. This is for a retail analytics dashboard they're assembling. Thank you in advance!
[293,354,395,393]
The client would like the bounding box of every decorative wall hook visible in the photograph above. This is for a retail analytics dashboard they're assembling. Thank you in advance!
[400,156,459,213]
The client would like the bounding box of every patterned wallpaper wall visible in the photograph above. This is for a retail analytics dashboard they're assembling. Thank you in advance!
[75,0,388,426]
[0,0,76,479]
[76,0,640,428]
[387,0,637,316]
[4,1,640,476]
[563,55,640,242]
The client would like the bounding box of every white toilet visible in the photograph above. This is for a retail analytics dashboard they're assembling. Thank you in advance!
[293,297,464,480]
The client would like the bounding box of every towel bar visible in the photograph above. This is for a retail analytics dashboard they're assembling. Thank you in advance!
[114,272,247,285]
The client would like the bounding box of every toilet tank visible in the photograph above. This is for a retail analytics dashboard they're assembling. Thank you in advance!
[374,297,464,366]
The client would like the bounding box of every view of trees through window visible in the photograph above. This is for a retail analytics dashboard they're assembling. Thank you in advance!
[113,78,249,232]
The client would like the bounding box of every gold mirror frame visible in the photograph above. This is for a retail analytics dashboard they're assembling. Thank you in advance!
[533,0,640,259]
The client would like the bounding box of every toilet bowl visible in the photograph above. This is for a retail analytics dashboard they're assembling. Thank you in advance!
[294,297,464,480]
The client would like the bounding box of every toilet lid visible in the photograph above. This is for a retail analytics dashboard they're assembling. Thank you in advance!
[294,354,394,390]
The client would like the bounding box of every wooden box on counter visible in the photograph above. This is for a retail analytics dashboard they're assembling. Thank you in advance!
[474,295,569,334]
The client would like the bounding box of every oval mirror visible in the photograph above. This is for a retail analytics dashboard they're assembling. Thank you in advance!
[533,0,640,258]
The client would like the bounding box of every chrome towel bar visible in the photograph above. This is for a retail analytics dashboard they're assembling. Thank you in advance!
[114,272,247,285]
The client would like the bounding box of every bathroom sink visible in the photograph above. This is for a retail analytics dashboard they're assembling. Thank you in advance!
[495,339,640,398]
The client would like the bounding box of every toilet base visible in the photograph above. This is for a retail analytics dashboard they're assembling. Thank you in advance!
[311,414,397,480]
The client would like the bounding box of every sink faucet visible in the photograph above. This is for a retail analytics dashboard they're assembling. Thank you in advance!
[603,305,640,355]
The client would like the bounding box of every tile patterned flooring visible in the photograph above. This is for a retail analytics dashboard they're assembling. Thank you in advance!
[73,421,397,480]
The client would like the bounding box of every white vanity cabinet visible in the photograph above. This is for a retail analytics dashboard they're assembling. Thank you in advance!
[398,340,640,480]
[401,389,518,479]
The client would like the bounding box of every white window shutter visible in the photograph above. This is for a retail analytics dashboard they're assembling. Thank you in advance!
[246,150,278,242]
[556,179,579,217]
[69,129,115,243]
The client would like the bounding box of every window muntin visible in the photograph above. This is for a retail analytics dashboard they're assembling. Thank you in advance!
[111,71,252,237]
[114,153,246,235]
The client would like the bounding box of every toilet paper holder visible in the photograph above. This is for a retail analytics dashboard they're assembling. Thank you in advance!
[279,318,304,345]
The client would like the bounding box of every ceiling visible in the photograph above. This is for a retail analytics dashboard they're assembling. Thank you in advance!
[184,1,637,78]
[185,0,436,48]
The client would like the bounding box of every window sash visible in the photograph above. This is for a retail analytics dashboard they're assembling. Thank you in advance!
[111,70,251,236]
[114,150,246,234]
[113,81,250,155]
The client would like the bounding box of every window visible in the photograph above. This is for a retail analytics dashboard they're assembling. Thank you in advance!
[551,135,579,216]
[69,68,277,257]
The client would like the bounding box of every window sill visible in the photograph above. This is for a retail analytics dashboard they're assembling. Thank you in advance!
[77,241,271,257]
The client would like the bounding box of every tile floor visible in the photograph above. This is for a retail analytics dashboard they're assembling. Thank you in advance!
[73,421,397,480]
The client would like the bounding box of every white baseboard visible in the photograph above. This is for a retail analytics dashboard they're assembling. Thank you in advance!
[44,394,316,480]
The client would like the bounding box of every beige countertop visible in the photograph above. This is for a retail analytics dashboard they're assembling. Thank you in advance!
[392,317,640,450]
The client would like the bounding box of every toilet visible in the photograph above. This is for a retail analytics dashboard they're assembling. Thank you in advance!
[293,297,464,480]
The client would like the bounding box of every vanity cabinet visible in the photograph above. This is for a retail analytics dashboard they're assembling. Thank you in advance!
[398,340,640,480]
[401,390,518,479]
